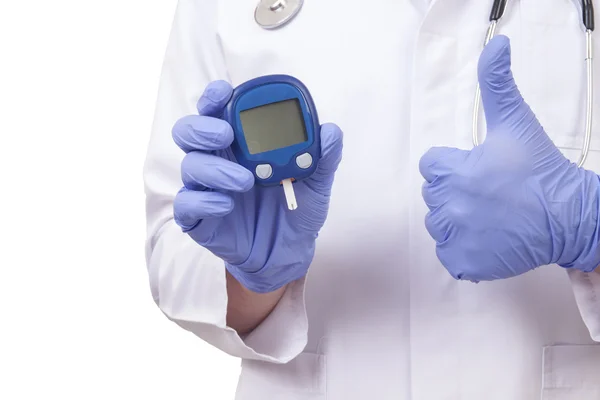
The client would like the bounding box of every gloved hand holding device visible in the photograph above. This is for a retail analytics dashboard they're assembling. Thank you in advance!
[172,81,343,293]
[419,35,600,282]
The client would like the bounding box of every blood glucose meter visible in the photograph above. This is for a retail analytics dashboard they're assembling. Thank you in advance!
[223,75,321,210]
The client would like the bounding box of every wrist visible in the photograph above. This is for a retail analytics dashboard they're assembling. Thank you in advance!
[225,235,316,293]
[225,270,287,334]
[557,170,600,272]
[225,255,311,294]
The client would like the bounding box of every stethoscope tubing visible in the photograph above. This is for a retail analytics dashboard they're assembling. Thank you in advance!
[473,0,594,168]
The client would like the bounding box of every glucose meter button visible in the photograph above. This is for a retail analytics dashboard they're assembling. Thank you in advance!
[255,164,273,180]
[296,153,313,169]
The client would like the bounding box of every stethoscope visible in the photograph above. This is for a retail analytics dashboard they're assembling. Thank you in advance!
[255,0,596,167]
[473,0,595,168]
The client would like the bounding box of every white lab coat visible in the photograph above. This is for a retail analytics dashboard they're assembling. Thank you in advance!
[143,0,600,398]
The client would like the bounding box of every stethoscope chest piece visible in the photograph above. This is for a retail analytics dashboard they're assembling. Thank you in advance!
[255,0,304,29]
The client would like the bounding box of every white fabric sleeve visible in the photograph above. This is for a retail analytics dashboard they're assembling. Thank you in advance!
[142,0,308,363]
[568,268,600,342]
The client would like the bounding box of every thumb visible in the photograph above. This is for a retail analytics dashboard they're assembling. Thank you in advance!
[307,123,344,195]
[478,35,539,137]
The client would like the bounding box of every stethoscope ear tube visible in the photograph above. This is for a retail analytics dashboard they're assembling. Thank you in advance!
[583,0,595,31]
[489,0,508,21]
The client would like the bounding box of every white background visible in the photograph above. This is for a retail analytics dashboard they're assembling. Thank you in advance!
[0,1,239,398]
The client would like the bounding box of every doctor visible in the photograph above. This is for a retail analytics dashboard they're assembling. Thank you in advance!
[143,1,600,399]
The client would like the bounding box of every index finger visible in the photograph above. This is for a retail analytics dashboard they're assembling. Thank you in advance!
[197,80,233,117]
[419,147,468,183]
[172,80,235,153]
[172,115,234,153]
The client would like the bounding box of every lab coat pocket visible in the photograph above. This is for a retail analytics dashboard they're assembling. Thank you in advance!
[235,352,327,400]
[541,345,600,400]
[519,0,600,153]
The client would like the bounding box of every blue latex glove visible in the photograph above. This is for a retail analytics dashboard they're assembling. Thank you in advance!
[419,35,600,282]
[172,81,343,293]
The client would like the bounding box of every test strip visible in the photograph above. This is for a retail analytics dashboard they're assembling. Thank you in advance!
[282,178,298,210]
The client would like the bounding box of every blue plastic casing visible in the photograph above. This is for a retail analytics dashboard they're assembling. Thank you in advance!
[223,75,321,186]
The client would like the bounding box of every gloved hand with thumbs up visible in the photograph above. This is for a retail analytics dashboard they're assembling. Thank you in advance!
[172,81,344,293]
[419,35,600,282]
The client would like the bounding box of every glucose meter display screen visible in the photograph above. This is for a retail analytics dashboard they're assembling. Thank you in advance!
[240,99,308,155]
